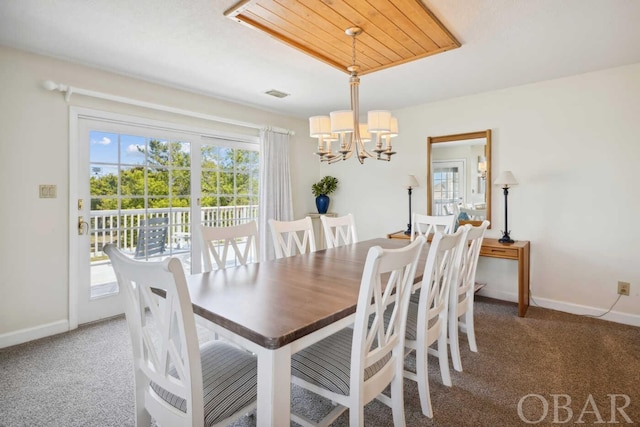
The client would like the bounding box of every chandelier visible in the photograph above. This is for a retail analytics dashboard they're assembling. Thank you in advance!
[309,27,398,164]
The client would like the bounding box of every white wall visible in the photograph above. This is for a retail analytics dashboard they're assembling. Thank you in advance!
[324,63,640,325]
[0,46,317,344]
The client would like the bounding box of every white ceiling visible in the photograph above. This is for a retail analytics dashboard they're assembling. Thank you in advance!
[2,0,640,119]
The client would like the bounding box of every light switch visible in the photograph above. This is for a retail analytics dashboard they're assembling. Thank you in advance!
[39,184,57,198]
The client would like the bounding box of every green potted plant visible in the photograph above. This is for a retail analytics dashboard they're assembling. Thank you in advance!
[311,176,339,214]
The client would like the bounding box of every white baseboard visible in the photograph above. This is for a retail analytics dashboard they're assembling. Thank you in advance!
[530,296,640,327]
[476,288,517,303]
[476,289,640,327]
[0,320,69,349]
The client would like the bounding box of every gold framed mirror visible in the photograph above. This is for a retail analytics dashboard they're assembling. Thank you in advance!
[427,130,492,228]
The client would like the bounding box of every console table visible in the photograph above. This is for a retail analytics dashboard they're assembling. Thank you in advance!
[387,231,531,317]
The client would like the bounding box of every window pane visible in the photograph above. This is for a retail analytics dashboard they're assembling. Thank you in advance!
[90,165,118,196]
[171,196,190,208]
[147,166,169,196]
[201,145,218,167]
[201,170,218,195]
[236,172,250,195]
[120,135,146,165]
[120,165,145,196]
[148,197,169,209]
[172,170,191,196]
[91,197,117,214]
[219,196,233,206]
[219,147,234,169]
[147,139,170,166]
[219,171,234,195]
[170,141,191,168]
[90,131,118,163]
[201,196,219,208]
[121,197,145,210]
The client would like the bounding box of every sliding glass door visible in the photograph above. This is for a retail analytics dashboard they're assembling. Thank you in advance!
[74,111,258,324]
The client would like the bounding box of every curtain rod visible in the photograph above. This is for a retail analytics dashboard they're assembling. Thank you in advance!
[41,80,295,136]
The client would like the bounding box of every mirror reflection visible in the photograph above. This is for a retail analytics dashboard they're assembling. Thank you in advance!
[427,130,492,228]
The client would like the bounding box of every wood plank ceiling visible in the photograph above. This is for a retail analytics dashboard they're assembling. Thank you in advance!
[225,0,460,75]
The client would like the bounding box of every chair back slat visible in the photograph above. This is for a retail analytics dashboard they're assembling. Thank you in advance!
[199,221,259,271]
[411,213,456,241]
[269,217,316,259]
[321,213,358,248]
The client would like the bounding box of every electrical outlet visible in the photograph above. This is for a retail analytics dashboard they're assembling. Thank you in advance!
[618,281,630,296]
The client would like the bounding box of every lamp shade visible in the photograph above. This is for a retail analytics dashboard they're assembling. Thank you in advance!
[494,171,518,186]
[358,123,371,142]
[309,116,331,137]
[367,110,392,133]
[387,117,399,137]
[405,174,419,189]
[330,110,354,133]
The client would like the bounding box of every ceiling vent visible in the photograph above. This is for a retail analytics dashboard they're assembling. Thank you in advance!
[265,89,290,99]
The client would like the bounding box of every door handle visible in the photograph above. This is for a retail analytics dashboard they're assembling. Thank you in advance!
[78,216,89,235]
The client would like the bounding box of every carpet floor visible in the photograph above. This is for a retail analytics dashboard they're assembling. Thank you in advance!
[1,297,639,426]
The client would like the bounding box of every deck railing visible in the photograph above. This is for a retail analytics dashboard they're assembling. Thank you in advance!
[90,205,258,259]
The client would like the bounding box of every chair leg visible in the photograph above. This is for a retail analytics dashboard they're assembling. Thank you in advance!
[136,408,151,427]
[437,331,452,387]
[449,314,463,372]
[349,405,365,427]
[465,310,478,352]
[134,373,151,426]
[415,344,433,418]
[390,368,406,427]
[134,395,151,427]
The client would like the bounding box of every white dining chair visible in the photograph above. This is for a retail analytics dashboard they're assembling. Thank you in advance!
[104,244,257,427]
[411,213,456,241]
[403,225,469,418]
[199,220,259,272]
[448,220,490,372]
[290,236,426,427]
[321,213,358,249]
[268,217,316,259]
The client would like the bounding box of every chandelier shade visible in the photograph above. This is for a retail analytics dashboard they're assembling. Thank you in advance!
[309,116,331,137]
[330,110,355,133]
[309,27,399,164]
[367,110,392,133]
[387,117,399,137]
[359,124,372,142]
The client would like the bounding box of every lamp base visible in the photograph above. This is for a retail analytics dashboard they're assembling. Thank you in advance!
[404,224,412,236]
[499,231,514,244]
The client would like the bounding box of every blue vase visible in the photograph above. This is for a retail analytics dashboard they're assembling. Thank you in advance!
[315,195,330,214]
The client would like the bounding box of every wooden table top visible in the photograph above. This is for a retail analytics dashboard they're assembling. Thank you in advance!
[186,238,416,349]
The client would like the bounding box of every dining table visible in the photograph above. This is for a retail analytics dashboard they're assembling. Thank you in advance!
[185,237,424,426]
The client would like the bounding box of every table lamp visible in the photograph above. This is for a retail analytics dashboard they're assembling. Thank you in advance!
[404,175,419,235]
[494,171,518,243]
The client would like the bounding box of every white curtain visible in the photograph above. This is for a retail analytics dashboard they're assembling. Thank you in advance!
[259,129,293,261]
